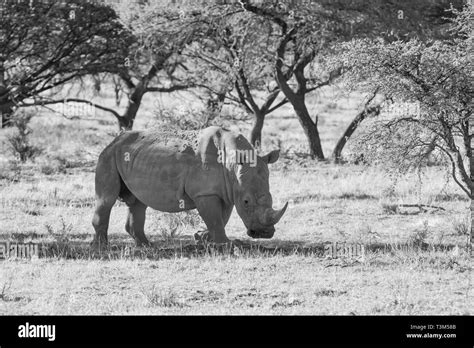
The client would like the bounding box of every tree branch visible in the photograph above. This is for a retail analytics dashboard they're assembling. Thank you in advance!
[237,68,259,114]
[435,144,472,198]
[234,81,253,114]
[20,98,121,121]
[146,84,194,93]
[239,0,288,34]
[275,28,297,99]
[266,96,289,114]
[260,88,280,115]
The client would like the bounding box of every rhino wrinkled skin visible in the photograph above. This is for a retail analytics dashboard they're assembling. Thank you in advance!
[91,126,288,249]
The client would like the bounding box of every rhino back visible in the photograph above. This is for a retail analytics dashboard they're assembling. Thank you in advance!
[114,129,200,212]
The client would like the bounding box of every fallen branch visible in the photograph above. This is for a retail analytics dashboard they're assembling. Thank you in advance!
[397,204,446,212]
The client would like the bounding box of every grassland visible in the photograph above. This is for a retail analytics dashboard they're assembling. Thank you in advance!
[0,86,472,315]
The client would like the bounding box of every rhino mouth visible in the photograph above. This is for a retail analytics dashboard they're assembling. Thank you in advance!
[247,226,275,239]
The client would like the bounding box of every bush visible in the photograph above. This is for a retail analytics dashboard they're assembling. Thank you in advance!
[151,103,243,131]
[452,217,469,236]
[6,111,42,162]
[153,106,215,131]
[158,211,202,241]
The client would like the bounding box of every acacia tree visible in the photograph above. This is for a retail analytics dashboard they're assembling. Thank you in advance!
[331,88,382,162]
[4,1,209,130]
[234,1,348,158]
[24,1,205,130]
[213,14,284,147]
[237,0,464,159]
[0,1,132,127]
[104,1,201,130]
[335,4,473,199]
[181,7,286,147]
[327,0,467,161]
[178,2,343,148]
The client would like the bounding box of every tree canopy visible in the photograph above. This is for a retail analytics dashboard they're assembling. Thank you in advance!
[0,1,132,126]
[330,3,473,197]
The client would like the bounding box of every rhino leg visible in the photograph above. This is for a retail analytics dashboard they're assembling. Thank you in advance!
[125,200,151,247]
[222,204,233,226]
[91,154,121,250]
[194,203,234,244]
[194,196,231,244]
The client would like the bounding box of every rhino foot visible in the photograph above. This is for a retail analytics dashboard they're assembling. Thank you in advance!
[231,238,243,247]
[194,230,230,244]
[194,231,242,248]
[90,237,109,254]
[194,230,209,244]
[135,240,153,248]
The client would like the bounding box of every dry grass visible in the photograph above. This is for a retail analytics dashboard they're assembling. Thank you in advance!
[0,250,471,315]
[0,84,471,315]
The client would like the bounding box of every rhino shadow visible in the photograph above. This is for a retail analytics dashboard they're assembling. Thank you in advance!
[20,237,463,261]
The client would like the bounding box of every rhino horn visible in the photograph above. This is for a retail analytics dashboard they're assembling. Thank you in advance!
[262,202,288,225]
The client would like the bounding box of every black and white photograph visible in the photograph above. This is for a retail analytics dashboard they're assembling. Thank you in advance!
[0,0,472,345]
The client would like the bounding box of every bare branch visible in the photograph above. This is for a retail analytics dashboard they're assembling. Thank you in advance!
[435,144,472,198]
[146,84,194,93]
[20,98,121,121]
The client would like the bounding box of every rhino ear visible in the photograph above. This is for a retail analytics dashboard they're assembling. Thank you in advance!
[197,127,223,167]
[261,149,280,164]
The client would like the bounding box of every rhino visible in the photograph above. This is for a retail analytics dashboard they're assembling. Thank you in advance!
[91,126,288,249]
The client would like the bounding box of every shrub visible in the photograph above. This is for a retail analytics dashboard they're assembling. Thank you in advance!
[153,106,215,131]
[152,211,202,242]
[452,217,469,236]
[6,111,42,162]
[408,220,430,247]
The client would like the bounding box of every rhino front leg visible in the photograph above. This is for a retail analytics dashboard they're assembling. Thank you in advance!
[194,203,233,244]
[222,204,233,226]
[125,200,151,247]
[194,196,230,244]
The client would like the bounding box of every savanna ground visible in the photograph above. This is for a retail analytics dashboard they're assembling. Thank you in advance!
[0,84,472,315]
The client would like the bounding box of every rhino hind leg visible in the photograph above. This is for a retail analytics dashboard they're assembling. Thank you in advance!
[124,199,151,247]
[91,204,113,251]
[91,153,121,250]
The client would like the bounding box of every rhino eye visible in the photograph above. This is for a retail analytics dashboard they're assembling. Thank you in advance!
[242,193,254,207]
[243,195,253,207]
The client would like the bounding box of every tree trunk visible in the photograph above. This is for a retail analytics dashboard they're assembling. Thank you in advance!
[467,116,473,253]
[273,35,324,159]
[332,105,381,162]
[207,90,226,114]
[118,113,134,130]
[250,111,265,148]
[292,95,324,160]
[205,90,226,126]
[118,52,172,131]
[0,59,13,128]
[119,86,145,130]
[1,107,14,128]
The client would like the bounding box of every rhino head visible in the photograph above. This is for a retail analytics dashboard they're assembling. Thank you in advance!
[232,149,288,239]
[198,127,288,239]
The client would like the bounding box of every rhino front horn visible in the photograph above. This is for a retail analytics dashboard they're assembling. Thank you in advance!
[264,202,288,225]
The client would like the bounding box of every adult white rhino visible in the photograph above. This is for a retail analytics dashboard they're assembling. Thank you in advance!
[91,126,288,249]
